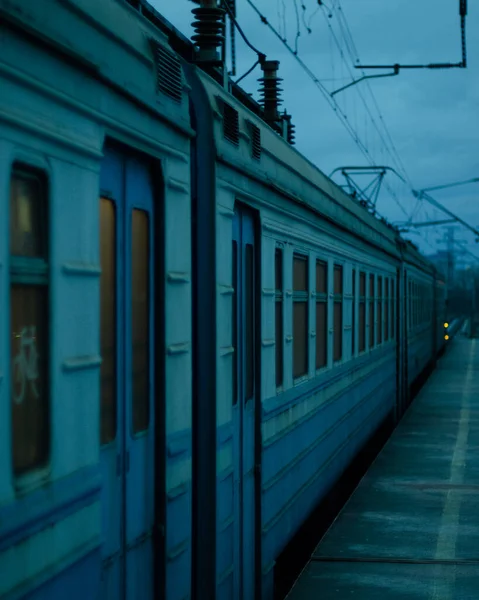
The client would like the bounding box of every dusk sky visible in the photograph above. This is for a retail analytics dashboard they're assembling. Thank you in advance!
[153,0,479,263]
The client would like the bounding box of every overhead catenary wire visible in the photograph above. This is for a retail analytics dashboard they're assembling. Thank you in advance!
[320,1,412,189]
[320,1,414,218]
[244,0,410,219]
[293,0,301,53]
[333,1,414,189]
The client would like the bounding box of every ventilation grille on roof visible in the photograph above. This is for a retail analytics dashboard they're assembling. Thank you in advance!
[156,44,182,103]
[219,99,239,145]
[250,123,261,160]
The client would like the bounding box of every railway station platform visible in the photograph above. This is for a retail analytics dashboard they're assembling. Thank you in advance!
[287,337,479,599]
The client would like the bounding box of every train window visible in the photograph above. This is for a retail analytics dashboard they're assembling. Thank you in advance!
[384,278,389,342]
[131,209,150,433]
[232,241,237,404]
[352,269,356,356]
[333,265,343,362]
[316,260,327,369]
[10,167,49,475]
[100,198,117,444]
[245,244,254,399]
[359,272,366,352]
[369,274,375,349]
[391,279,395,339]
[275,249,283,388]
[377,276,382,345]
[293,254,308,379]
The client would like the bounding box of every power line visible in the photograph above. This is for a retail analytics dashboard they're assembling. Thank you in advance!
[322,2,411,187]
[244,1,381,163]
[243,0,411,219]
[333,2,414,189]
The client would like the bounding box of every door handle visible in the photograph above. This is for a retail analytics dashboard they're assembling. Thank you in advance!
[126,450,130,473]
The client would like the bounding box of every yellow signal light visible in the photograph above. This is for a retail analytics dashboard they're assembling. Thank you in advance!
[445,335,449,340]
[444,322,449,328]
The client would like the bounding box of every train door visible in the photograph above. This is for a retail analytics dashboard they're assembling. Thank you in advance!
[99,145,157,599]
[232,204,257,599]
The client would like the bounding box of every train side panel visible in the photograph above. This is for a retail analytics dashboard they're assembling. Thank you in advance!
[0,1,193,598]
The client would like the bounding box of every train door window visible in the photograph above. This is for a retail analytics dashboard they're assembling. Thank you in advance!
[232,240,237,404]
[316,259,327,369]
[377,276,382,345]
[391,279,395,339]
[384,278,389,342]
[369,274,375,349]
[275,249,283,388]
[100,198,117,443]
[293,254,308,379]
[131,210,150,433]
[245,244,254,398]
[10,167,49,475]
[359,272,366,352]
[352,269,356,356]
[333,265,343,362]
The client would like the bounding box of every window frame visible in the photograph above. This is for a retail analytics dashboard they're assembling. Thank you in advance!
[292,252,309,382]
[9,164,50,484]
[275,247,284,391]
[369,273,375,350]
[377,275,382,345]
[315,258,328,371]
[359,271,366,353]
[333,263,343,363]
[100,197,118,445]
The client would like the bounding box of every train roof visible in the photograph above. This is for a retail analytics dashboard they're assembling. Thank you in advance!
[195,67,403,259]
[1,0,443,278]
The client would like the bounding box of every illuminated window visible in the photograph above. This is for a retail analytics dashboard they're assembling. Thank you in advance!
[359,272,366,352]
[377,276,382,345]
[369,274,375,349]
[293,254,308,378]
[10,167,49,475]
[316,260,327,369]
[333,265,343,362]
[100,198,117,444]
[275,249,283,387]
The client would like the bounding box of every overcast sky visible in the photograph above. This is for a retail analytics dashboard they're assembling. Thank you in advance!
[152,0,478,262]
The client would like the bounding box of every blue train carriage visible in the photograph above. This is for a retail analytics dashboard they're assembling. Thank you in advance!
[0,1,193,598]
[191,65,411,598]
[401,242,438,389]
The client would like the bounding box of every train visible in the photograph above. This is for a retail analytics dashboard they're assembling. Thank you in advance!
[0,0,447,599]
